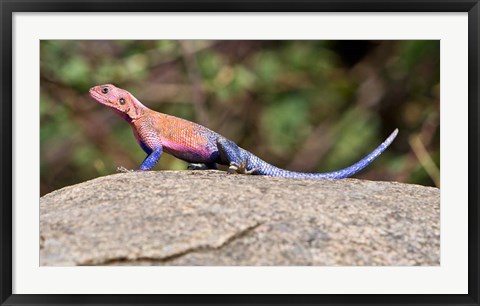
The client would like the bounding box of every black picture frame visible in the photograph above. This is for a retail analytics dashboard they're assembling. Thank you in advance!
[1,1,478,305]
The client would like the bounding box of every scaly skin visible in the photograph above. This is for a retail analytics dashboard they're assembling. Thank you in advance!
[89,84,398,179]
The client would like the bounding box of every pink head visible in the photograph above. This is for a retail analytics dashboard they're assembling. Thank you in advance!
[89,84,146,122]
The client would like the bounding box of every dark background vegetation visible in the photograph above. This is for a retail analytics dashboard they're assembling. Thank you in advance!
[40,40,440,196]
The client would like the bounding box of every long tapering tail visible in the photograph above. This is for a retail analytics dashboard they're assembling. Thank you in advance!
[248,129,399,179]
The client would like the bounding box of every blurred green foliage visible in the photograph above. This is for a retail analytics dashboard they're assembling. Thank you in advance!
[40,40,440,196]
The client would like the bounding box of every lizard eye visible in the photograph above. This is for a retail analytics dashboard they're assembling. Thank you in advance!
[102,87,109,94]
[119,98,125,105]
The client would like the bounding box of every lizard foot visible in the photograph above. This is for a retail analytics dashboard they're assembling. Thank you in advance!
[117,166,134,173]
[187,163,217,170]
[228,161,259,175]
[188,163,208,170]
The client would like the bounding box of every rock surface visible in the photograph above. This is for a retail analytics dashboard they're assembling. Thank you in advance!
[40,171,439,266]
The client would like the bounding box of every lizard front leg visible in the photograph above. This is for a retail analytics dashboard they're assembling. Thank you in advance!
[139,146,163,170]
[117,146,163,172]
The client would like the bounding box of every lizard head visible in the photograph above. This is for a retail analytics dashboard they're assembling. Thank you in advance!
[89,84,145,123]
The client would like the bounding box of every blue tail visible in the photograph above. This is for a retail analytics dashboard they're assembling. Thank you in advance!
[241,129,398,179]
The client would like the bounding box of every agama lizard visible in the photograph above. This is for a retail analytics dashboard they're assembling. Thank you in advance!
[90,84,398,179]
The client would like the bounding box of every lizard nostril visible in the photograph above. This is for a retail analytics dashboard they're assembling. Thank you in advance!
[102,87,109,94]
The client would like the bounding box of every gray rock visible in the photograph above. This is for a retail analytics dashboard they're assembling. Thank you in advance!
[40,171,439,266]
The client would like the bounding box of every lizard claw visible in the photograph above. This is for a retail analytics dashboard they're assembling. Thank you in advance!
[245,167,260,174]
[228,162,240,173]
[117,166,134,173]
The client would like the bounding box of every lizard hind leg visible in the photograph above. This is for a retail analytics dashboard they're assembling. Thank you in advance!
[216,137,260,175]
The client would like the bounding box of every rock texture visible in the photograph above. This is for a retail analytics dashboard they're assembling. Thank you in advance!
[40,171,439,266]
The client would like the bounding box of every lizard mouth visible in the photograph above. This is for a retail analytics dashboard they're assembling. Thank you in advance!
[89,88,110,105]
